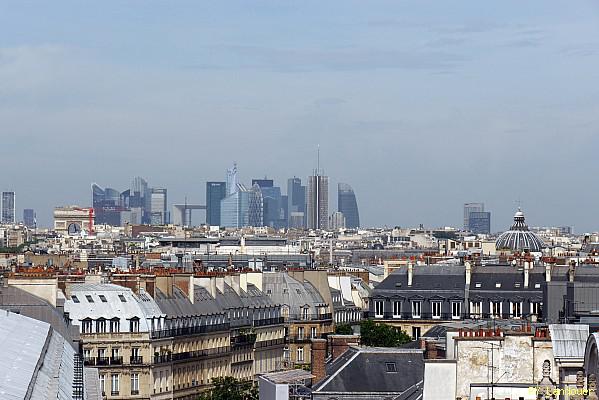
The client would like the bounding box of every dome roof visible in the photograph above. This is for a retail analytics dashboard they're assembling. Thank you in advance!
[495,208,546,252]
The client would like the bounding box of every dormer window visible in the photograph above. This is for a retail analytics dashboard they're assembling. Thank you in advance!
[85,295,94,303]
[118,294,127,303]
[99,295,108,303]
[475,283,482,288]
[71,295,80,303]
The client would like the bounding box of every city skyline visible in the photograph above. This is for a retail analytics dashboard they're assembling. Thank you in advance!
[1,1,598,231]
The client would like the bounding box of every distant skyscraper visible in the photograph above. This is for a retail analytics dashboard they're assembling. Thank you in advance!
[251,179,273,188]
[220,184,263,228]
[206,182,227,226]
[92,183,123,226]
[149,188,168,225]
[130,176,149,224]
[226,163,238,196]
[330,211,346,230]
[23,209,36,228]
[287,177,306,228]
[338,183,360,228]
[307,175,329,230]
[1,191,15,224]
[463,203,485,231]
[253,179,283,228]
[468,211,491,234]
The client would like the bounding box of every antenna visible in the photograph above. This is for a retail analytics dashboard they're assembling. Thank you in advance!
[317,144,320,176]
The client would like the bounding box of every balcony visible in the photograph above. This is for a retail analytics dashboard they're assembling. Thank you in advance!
[232,333,257,347]
[286,313,333,322]
[150,323,230,339]
[131,390,140,395]
[286,334,327,344]
[252,317,285,327]
[130,356,143,365]
[153,346,231,365]
[97,357,110,366]
[110,356,123,365]
[83,357,96,366]
[255,338,286,348]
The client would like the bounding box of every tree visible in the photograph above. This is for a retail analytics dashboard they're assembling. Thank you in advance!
[198,377,258,400]
[335,324,354,335]
[360,320,411,347]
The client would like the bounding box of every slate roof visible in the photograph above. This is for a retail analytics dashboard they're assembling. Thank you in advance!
[313,348,424,397]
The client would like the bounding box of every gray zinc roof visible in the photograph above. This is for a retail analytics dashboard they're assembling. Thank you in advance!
[549,324,589,359]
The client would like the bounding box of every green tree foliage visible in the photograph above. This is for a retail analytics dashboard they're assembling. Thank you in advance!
[360,320,411,347]
[334,324,354,335]
[198,377,258,400]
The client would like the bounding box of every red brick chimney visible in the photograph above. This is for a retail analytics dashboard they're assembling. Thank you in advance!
[329,335,360,360]
[311,339,328,384]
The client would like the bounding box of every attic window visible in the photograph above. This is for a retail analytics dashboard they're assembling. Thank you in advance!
[71,295,80,303]
[395,283,402,287]
[535,283,541,289]
[85,295,94,303]
[266,289,272,295]
[385,362,397,372]
[495,283,502,288]
[99,295,107,303]
[296,289,302,294]
[475,283,482,288]
[118,294,127,303]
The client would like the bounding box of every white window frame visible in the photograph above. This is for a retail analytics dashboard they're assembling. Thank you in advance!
[392,300,401,318]
[470,301,482,318]
[451,301,462,320]
[511,302,522,319]
[431,301,442,319]
[99,374,105,394]
[530,302,541,315]
[411,301,422,319]
[111,374,120,395]
[298,327,304,340]
[131,373,139,394]
[297,347,304,362]
[311,327,317,339]
[491,301,502,319]
[374,300,384,318]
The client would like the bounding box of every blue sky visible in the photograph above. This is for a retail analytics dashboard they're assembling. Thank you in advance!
[1,1,598,231]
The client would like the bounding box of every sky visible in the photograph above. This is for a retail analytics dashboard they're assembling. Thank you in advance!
[1,1,598,232]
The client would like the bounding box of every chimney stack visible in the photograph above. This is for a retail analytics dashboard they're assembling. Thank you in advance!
[569,260,576,283]
[465,261,472,286]
[523,261,530,288]
[311,339,328,384]
[408,263,413,287]
[545,263,552,282]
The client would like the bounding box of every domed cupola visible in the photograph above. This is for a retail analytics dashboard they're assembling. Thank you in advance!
[495,208,546,252]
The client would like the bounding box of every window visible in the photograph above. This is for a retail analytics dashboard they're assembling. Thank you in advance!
[99,295,107,303]
[297,347,304,362]
[98,348,107,358]
[298,327,304,340]
[470,301,482,318]
[130,318,140,333]
[118,294,127,302]
[411,301,422,319]
[302,308,309,320]
[495,283,502,288]
[131,373,139,395]
[511,302,522,319]
[99,374,105,395]
[475,283,482,288]
[111,347,120,359]
[71,295,80,303]
[385,362,397,372]
[111,374,120,396]
[531,302,541,315]
[85,295,94,303]
[83,348,91,359]
[311,327,317,339]
[266,289,272,295]
[392,301,401,318]
[535,283,541,289]
[81,319,92,334]
[96,319,106,333]
[110,318,120,333]
[451,301,462,320]
[431,301,442,319]
[374,300,384,318]
[283,347,290,360]
[412,327,421,340]
[491,301,502,319]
